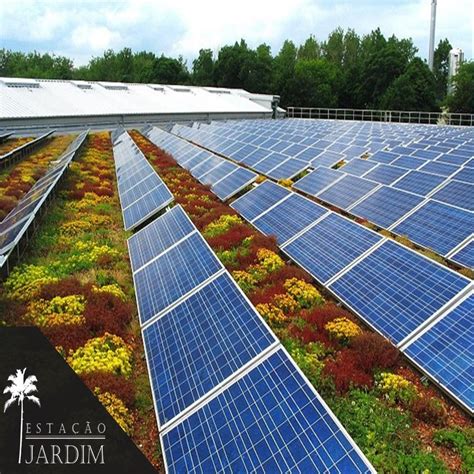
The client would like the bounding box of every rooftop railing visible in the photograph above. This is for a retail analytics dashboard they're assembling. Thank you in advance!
[286,107,474,126]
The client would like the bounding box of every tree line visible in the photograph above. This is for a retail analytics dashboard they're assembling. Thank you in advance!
[1,28,472,113]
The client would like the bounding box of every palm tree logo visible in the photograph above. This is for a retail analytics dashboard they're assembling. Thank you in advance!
[3,368,41,464]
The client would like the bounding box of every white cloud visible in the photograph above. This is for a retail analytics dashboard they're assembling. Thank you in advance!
[71,25,121,51]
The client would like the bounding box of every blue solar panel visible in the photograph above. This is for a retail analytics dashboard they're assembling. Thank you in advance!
[435,153,471,166]
[403,294,473,413]
[183,151,213,170]
[450,241,474,268]
[123,185,174,230]
[369,150,399,164]
[420,161,459,177]
[432,180,474,211]
[253,152,287,174]
[393,201,473,256]
[412,149,441,160]
[201,161,236,185]
[392,170,446,196]
[283,213,382,283]
[329,240,470,344]
[317,175,379,210]
[241,148,271,166]
[253,194,328,244]
[191,155,223,179]
[212,168,256,201]
[282,143,307,156]
[143,273,275,425]
[452,167,474,184]
[128,205,194,272]
[162,349,373,473]
[294,146,324,162]
[390,155,427,170]
[293,167,344,196]
[267,158,308,180]
[120,173,162,208]
[350,186,424,228]
[310,151,344,168]
[134,232,222,324]
[231,181,290,221]
[362,164,408,185]
[340,159,378,176]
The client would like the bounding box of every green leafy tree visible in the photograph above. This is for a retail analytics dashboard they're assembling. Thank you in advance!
[214,39,254,89]
[153,55,190,84]
[380,58,438,111]
[246,43,273,93]
[433,38,452,101]
[298,35,321,60]
[273,40,297,106]
[192,49,215,86]
[446,61,474,113]
[292,59,340,107]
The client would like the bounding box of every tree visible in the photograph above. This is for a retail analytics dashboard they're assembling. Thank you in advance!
[433,38,452,101]
[246,44,273,93]
[3,368,40,464]
[380,58,438,111]
[153,55,190,84]
[272,40,297,106]
[192,49,215,86]
[292,59,340,107]
[298,35,321,60]
[214,39,253,89]
[446,61,474,113]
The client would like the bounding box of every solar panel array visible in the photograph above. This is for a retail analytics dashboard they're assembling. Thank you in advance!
[169,119,473,268]
[144,127,257,201]
[0,130,88,273]
[112,129,174,230]
[231,180,473,413]
[127,204,374,472]
[0,130,55,167]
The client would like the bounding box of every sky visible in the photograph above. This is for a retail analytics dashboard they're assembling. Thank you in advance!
[0,0,472,67]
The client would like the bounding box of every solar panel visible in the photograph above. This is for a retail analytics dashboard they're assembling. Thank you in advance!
[212,167,257,201]
[253,152,287,174]
[241,148,271,167]
[123,185,174,230]
[340,159,378,176]
[200,161,236,185]
[294,146,324,162]
[293,167,344,196]
[350,186,424,229]
[329,240,470,344]
[390,155,427,170]
[369,150,399,164]
[403,293,473,413]
[134,232,223,325]
[231,181,290,222]
[452,167,474,184]
[143,272,276,425]
[183,150,213,170]
[162,348,373,473]
[252,193,328,244]
[392,170,446,196]
[450,240,474,269]
[120,174,163,208]
[362,164,408,185]
[310,151,344,168]
[267,158,308,180]
[412,149,441,160]
[283,213,382,283]
[393,200,473,256]
[431,180,474,211]
[191,155,223,179]
[420,161,459,177]
[435,153,471,166]
[128,205,195,272]
[317,175,379,210]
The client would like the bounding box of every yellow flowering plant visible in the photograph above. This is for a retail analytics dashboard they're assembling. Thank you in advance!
[325,317,362,343]
[377,372,418,404]
[256,248,285,273]
[67,333,133,377]
[203,214,242,237]
[284,278,324,309]
[255,303,286,325]
[94,389,133,435]
[27,295,86,327]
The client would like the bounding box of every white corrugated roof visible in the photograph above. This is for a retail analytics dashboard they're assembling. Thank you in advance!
[0,78,271,119]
